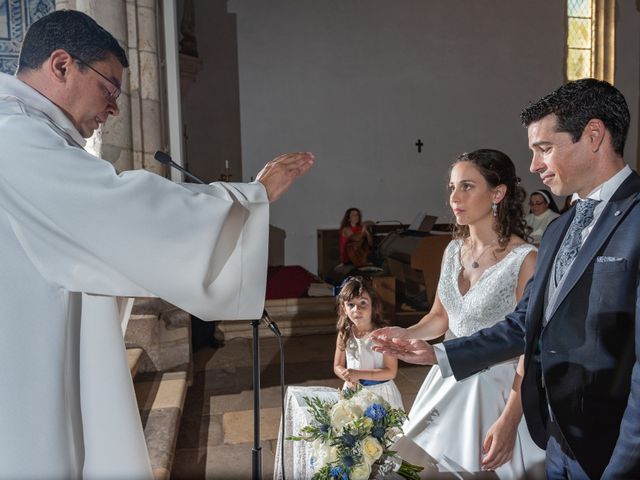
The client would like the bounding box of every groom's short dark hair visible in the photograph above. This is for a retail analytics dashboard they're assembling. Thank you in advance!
[520,78,630,157]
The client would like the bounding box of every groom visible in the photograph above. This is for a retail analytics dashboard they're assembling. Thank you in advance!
[373,79,639,479]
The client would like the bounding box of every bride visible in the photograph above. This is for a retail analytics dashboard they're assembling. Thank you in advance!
[374,149,545,478]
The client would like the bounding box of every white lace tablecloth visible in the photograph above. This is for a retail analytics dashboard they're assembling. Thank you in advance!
[273,386,340,480]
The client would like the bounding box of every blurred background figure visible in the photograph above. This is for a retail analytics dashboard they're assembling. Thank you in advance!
[525,189,560,245]
[339,207,373,267]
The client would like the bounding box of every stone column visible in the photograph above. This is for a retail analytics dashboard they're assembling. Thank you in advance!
[127,0,165,175]
[55,0,165,176]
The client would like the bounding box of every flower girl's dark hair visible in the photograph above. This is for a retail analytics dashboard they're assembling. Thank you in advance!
[336,276,388,351]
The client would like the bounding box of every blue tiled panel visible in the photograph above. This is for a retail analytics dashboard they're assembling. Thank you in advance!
[0,0,54,74]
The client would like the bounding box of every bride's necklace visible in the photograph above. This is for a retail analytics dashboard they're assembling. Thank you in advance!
[468,239,497,268]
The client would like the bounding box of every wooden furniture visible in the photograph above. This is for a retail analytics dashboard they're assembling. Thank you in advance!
[316,224,408,280]
[379,231,452,310]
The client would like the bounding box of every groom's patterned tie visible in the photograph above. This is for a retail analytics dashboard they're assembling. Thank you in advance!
[554,198,600,284]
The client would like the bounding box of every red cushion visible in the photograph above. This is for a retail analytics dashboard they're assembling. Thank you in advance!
[265,265,319,300]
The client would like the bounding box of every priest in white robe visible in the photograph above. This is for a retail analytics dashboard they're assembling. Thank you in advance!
[0,10,314,479]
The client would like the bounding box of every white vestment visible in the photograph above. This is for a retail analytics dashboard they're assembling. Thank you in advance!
[0,73,269,479]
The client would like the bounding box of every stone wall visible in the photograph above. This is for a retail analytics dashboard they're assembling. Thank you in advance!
[56,0,166,175]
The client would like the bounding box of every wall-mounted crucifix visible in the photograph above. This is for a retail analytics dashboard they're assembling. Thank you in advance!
[415,139,424,153]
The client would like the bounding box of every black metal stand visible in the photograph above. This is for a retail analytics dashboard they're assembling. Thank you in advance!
[251,319,262,480]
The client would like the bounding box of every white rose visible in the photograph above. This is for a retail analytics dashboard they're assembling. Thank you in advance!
[352,388,387,411]
[310,439,338,470]
[350,462,371,480]
[330,400,359,432]
[361,436,384,465]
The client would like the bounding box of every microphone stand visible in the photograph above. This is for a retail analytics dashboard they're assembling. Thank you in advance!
[251,318,262,480]
[153,151,280,480]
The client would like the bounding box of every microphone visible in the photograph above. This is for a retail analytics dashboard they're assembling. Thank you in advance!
[261,309,282,337]
[154,150,207,184]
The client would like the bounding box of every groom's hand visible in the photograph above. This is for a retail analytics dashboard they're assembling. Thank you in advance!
[371,336,437,365]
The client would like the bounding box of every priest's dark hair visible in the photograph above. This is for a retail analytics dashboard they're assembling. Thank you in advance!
[520,78,630,157]
[336,276,389,351]
[17,10,128,73]
[451,149,531,248]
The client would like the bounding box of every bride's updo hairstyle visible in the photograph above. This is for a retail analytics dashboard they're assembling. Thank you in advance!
[451,149,530,248]
[335,276,388,351]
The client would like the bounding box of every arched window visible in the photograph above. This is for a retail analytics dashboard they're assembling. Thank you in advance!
[566,0,615,83]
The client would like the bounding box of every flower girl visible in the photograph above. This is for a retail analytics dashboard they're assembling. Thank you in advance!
[333,276,404,409]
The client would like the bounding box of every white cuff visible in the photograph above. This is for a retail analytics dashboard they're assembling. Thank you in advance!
[433,343,453,378]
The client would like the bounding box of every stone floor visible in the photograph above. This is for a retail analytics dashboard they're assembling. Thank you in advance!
[171,332,431,479]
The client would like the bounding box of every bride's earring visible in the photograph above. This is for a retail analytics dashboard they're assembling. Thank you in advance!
[491,202,498,217]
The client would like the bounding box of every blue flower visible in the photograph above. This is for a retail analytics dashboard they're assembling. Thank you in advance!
[320,424,330,433]
[372,425,386,440]
[330,466,344,478]
[364,403,387,421]
[342,455,355,467]
[342,433,357,447]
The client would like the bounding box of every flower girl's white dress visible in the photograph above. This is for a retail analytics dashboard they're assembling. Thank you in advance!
[344,332,404,410]
[403,240,545,478]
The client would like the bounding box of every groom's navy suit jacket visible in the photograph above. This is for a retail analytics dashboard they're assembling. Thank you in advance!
[444,171,640,479]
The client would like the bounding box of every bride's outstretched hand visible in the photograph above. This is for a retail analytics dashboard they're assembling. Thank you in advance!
[370,326,410,341]
[371,335,436,365]
[481,417,517,471]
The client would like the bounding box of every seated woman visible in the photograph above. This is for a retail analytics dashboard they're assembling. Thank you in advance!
[525,189,560,244]
[338,207,373,267]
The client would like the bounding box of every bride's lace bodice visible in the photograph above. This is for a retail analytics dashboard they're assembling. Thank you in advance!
[438,240,536,338]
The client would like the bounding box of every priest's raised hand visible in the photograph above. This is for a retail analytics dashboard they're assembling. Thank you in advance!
[255,152,315,202]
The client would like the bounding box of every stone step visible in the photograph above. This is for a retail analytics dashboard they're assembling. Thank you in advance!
[134,371,188,480]
[127,347,144,379]
[218,296,338,340]
[218,311,337,339]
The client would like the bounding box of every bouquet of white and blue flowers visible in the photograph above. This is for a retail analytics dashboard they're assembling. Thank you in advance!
[288,387,424,480]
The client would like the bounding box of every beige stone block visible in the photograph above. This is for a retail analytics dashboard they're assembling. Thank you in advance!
[141,99,162,152]
[139,51,160,101]
[136,0,157,10]
[107,146,133,173]
[126,1,138,51]
[209,390,252,415]
[127,347,144,378]
[133,150,144,170]
[78,0,128,45]
[143,152,165,175]
[127,49,140,93]
[129,92,143,152]
[118,66,130,95]
[101,95,133,149]
[56,0,76,9]
[204,337,253,369]
[209,387,287,416]
[137,5,158,53]
[125,313,161,372]
[152,467,169,480]
[222,407,281,444]
[151,372,187,410]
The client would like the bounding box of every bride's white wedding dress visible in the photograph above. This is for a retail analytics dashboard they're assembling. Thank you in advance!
[403,240,545,479]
